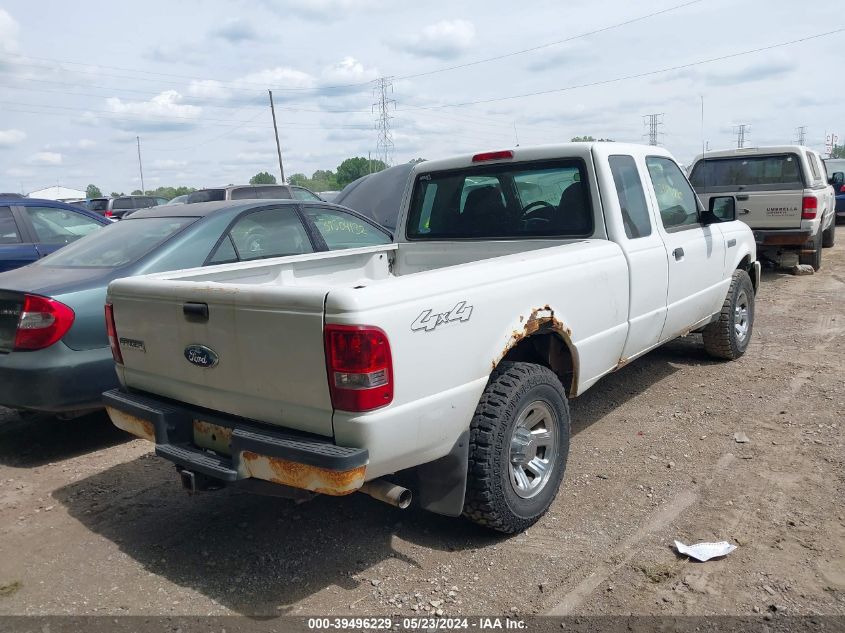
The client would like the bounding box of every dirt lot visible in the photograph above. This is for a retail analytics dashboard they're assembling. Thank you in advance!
[0,245,843,620]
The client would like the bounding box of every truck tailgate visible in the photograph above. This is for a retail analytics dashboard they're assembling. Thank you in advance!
[735,191,803,229]
[108,280,334,437]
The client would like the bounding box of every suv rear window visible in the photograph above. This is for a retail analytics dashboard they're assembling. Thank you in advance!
[113,198,134,210]
[187,189,226,203]
[407,160,592,239]
[88,199,108,212]
[689,154,805,192]
[230,186,292,200]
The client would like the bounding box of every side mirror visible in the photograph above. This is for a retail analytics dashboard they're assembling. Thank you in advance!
[830,171,844,186]
[702,196,736,224]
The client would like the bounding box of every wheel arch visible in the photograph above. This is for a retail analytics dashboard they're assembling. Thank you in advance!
[734,252,759,292]
[494,306,580,398]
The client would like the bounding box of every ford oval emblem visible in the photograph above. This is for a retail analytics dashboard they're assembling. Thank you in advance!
[184,344,219,368]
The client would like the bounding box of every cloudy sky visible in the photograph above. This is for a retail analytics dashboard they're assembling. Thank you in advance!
[0,0,841,194]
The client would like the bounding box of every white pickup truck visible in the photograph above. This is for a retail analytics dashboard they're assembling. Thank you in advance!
[104,143,760,533]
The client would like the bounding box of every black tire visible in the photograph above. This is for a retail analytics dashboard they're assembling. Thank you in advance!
[702,269,755,360]
[799,227,822,271]
[822,220,835,248]
[463,362,570,533]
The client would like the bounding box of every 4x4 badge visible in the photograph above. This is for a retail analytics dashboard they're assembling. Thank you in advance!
[411,301,473,332]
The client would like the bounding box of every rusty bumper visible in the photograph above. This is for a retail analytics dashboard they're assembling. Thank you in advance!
[103,389,368,496]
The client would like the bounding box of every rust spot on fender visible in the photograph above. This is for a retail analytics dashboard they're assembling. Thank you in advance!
[240,451,366,496]
[494,306,579,395]
[616,356,631,369]
[193,420,233,454]
[107,408,155,442]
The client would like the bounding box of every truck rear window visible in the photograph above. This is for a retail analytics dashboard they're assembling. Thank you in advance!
[689,154,804,191]
[406,160,592,239]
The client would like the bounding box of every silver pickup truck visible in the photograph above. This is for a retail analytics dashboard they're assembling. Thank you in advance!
[689,145,836,270]
[103,143,759,533]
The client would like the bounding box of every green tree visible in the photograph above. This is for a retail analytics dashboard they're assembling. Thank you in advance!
[249,171,277,185]
[336,157,387,187]
[832,144,845,159]
[110,191,124,197]
[288,173,309,187]
[571,136,614,142]
[409,158,426,164]
[85,184,102,199]
[131,189,143,195]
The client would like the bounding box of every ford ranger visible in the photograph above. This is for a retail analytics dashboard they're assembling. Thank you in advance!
[689,145,836,271]
[103,143,760,533]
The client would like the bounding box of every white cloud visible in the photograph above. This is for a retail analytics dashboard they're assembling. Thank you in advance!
[0,129,26,147]
[320,56,379,86]
[398,19,475,60]
[233,151,277,164]
[102,91,203,130]
[28,152,63,165]
[267,0,387,21]
[237,67,315,90]
[0,9,20,54]
[6,167,32,178]
[188,79,232,100]
[212,19,258,43]
[152,159,188,169]
[77,139,96,149]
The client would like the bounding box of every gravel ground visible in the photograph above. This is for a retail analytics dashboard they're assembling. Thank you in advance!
[0,243,843,619]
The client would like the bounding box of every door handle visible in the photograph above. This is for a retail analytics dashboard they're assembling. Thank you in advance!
[673,247,684,261]
[183,302,209,321]
[740,208,750,215]
[736,194,749,201]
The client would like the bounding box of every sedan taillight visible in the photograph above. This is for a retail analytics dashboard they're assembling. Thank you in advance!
[14,294,75,351]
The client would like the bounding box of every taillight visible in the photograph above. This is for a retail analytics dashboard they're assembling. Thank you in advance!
[14,294,75,351]
[840,185,845,193]
[104,210,113,218]
[324,324,392,412]
[801,196,817,219]
[472,150,514,162]
[105,303,123,365]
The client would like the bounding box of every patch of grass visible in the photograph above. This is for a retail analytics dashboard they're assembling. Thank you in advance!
[0,581,21,597]
[637,562,679,583]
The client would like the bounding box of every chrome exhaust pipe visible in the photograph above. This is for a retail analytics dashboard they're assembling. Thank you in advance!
[359,479,412,509]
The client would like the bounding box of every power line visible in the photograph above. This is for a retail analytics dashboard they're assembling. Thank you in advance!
[395,0,704,82]
[643,113,664,146]
[373,77,396,167]
[0,0,705,93]
[395,27,845,111]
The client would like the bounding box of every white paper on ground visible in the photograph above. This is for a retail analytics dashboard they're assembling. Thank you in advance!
[674,540,736,562]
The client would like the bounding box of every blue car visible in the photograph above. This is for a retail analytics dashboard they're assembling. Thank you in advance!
[0,198,110,273]
[0,199,392,415]
[825,159,845,223]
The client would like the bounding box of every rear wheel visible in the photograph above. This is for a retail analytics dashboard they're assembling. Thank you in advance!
[822,220,836,248]
[463,362,570,534]
[703,269,755,360]
[799,227,823,271]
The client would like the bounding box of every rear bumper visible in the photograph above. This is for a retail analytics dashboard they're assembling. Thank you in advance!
[0,344,115,412]
[102,388,369,496]
[752,228,813,248]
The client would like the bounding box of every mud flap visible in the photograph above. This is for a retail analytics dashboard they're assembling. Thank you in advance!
[415,430,469,517]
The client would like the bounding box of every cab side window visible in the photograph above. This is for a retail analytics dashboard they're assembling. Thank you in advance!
[609,155,652,239]
[645,156,700,230]
[24,206,103,243]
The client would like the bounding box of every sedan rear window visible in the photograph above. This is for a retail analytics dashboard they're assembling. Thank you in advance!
[35,217,196,268]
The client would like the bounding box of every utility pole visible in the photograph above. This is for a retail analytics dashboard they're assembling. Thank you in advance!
[268,90,285,183]
[794,126,807,145]
[734,124,749,149]
[136,136,145,194]
[643,113,664,146]
[373,77,396,167]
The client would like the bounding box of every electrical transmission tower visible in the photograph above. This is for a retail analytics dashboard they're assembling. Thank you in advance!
[643,113,664,146]
[373,77,396,167]
[794,125,807,145]
[734,124,749,148]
